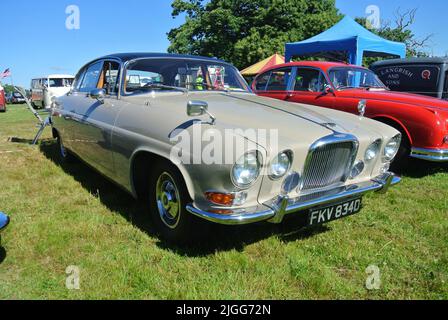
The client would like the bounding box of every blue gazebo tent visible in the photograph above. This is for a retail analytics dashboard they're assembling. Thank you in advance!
[285,16,406,65]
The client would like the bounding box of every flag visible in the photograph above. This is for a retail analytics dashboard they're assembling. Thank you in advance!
[0,68,11,78]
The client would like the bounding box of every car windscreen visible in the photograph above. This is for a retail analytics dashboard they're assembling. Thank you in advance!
[49,78,74,88]
[329,67,386,90]
[373,65,441,97]
[124,58,250,94]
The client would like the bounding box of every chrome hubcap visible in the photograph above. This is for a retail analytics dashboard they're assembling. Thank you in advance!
[155,172,181,229]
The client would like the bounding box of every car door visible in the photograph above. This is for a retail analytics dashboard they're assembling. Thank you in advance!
[74,60,123,178]
[286,67,335,108]
[254,67,293,101]
[54,69,87,151]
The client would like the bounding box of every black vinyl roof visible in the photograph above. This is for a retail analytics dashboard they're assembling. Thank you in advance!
[372,57,448,67]
[98,52,226,64]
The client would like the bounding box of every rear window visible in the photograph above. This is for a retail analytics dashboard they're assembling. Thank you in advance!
[374,65,441,97]
[49,78,73,88]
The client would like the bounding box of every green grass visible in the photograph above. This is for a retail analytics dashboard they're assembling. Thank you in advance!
[0,104,447,299]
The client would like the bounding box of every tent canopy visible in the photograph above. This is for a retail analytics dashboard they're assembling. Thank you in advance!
[240,54,285,76]
[285,16,406,65]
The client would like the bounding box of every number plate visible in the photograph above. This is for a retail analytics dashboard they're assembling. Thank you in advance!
[308,198,362,226]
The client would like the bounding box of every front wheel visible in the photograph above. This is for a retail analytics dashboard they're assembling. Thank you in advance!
[390,134,411,172]
[147,162,203,244]
[56,134,75,163]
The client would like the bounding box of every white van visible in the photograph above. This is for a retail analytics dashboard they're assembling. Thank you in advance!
[31,74,74,108]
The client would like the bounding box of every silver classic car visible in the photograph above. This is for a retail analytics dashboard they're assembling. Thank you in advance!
[52,53,401,242]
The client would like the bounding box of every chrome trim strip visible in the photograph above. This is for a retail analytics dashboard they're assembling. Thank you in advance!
[186,173,400,225]
[410,147,448,162]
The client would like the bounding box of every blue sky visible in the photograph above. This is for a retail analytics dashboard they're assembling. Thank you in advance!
[1,0,446,87]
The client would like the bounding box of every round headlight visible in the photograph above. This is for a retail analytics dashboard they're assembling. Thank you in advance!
[383,134,401,162]
[269,151,292,180]
[232,151,262,188]
[365,139,382,163]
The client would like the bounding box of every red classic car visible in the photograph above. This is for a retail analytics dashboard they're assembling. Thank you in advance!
[0,84,6,112]
[252,61,448,164]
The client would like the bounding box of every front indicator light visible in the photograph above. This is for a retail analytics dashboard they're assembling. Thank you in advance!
[205,191,247,207]
[205,192,234,206]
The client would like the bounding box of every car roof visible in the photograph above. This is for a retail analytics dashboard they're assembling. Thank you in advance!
[261,61,367,73]
[371,57,448,67]
[97,52,227,64]
[33,74,74,79]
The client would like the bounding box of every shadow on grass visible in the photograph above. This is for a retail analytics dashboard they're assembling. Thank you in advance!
[398,159,448,179]
[38,140,330,256]
[0,247,6,264]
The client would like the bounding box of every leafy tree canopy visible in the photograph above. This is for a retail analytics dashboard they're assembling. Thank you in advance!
[168,0,341,69]
[168,1,432,69]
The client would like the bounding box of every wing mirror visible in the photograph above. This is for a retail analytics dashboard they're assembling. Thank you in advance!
[323,85,334,95]
[89,89,105,104]
[187,100,208,116]
[187,100,216,124]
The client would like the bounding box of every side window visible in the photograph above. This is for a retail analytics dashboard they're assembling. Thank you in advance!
[266,68,292,91]
[100,61,120,94]
[443,72,448,100]
[255,72,271,91]
[294,68,328,92]
[79,62,103,92]
[73,69,86,91]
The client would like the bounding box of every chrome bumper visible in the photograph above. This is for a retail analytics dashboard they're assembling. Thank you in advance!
[186,173,401,225]
[411,147,448,162]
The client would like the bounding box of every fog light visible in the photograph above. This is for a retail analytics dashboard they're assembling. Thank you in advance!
[444,135,448,144]
[380,162,391,174]
[282,172,301,195]
[233,192,248,206]
[350,161,365,179]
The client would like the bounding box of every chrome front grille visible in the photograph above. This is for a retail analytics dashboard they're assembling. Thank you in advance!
[301,136,358,191]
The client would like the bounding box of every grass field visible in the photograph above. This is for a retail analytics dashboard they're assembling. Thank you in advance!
[0,104,447,299]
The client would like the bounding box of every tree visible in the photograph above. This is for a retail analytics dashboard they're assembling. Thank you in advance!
[167,0,341,69]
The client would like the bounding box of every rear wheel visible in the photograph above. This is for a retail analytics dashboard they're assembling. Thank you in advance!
[147,162,202,244]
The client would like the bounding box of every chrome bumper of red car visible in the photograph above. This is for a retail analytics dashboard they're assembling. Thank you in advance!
[411,147,448,162]
[186,173,400,225]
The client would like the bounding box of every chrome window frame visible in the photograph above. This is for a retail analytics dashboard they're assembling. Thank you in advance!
[120,57,252,97]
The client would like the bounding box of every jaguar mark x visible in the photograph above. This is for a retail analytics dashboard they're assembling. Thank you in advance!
[51,53,401,242]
